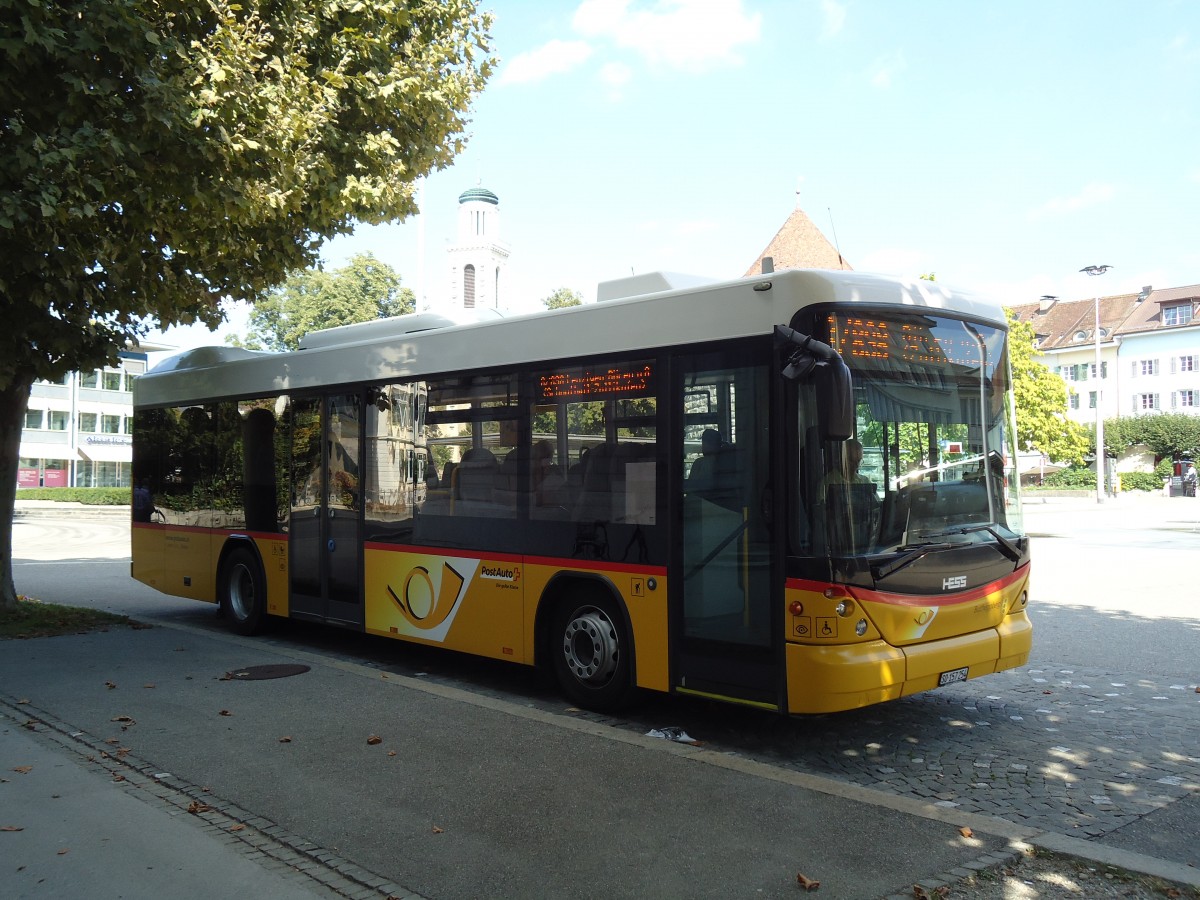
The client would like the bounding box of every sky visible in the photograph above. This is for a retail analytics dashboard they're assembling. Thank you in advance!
[151,0,1200,354]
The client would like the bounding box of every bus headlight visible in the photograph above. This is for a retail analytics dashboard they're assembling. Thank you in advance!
[855,619,868,636]
[835,600,855,617]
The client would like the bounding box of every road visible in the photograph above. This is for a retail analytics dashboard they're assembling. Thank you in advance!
[11,495,1200,876]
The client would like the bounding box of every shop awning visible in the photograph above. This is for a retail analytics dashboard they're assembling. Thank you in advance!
[18,442,80,462]
[77,440,133,462]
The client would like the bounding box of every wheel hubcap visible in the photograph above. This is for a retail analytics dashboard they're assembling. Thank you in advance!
[229,564,254,620]
[562,607,619,685]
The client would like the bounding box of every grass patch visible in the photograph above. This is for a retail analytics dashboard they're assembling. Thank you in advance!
[0,596,138,639]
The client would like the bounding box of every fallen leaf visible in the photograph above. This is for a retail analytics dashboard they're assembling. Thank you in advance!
[111,715,135,726]
[105,681,117,690]
[1,825,24,832]
[387,750,397,757]
[143,684,155,689]
[367,735,382,745]
[57,849,69,856]
[796,872,820,891]
[913,886,929,899]
[959,826,973,838]
[16,699,29,705]
[105,738,120,745]
[112,775,126,783]
[187,801,212,814]
[432,825,444,834]
[278,736,293,743]
[12,766,33,774]
[218,709,232,717]
[229,824,246,832]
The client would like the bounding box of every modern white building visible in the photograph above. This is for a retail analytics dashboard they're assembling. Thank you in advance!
[445,184,509,313]
[18,345,168,489]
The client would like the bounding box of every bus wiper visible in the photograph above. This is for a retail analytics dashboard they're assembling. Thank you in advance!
[873,542,954,580]
[955,523,1022,562]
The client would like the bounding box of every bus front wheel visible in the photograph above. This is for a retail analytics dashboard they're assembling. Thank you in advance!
[552,594,633,712]
[219,546,270,636]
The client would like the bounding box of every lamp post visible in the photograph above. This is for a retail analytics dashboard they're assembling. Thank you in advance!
[1080,265,1112,503]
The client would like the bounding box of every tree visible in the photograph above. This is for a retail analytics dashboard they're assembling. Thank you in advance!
[230,254,415,351]
[542,287,584,309]
[0,0,494,607]
[1107,413,1200,461]
[1004,310,1090,465]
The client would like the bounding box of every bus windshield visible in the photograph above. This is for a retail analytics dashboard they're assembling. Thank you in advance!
[799,310,1023,559]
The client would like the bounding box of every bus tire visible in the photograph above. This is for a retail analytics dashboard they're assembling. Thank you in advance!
[219,546,271,636]
[551,592,633,712]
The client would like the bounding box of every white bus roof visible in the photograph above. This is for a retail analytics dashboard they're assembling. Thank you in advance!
[136,269,1006,408]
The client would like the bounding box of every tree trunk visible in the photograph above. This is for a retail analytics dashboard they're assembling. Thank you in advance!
[0,374,35,609]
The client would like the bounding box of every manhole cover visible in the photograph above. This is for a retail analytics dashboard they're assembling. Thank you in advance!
[222,664,311,681]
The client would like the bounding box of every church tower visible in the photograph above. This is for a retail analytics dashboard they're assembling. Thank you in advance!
[446,185,510,312]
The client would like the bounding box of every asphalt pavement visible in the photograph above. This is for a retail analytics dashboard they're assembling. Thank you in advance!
[3,496,1199,899]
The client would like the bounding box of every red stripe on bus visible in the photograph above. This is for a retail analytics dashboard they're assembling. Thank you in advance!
[786,564,1028,607]
[364,542,665,576]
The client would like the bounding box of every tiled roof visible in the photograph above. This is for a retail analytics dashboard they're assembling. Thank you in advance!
[1009,284,1200,349]
[744,205,850,276]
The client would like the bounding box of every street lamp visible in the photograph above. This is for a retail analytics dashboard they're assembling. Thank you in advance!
[1080,265,1112,503]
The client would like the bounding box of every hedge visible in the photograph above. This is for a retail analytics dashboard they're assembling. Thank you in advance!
[15,487,131,506]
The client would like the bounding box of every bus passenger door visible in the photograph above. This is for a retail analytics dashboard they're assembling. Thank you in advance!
[289,394,364,627]
[674,357,778,709]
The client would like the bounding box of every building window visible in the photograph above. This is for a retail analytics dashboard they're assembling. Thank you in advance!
[1177,355,1196,374]
[124,417,135,434]
[102,371,123,391]
[1069,394,1080,410]
[463,264,476,309]
[1163,303,1193,326]
[80,370,99,388]
[1135,393,1159,411]
[101,414,121,434]
[1135,359,1159,376]
[24,409,44,429]
[1088,391,1097,409]
[1176,390,1197,408]
[79,412,97,432]
[48,410,69,431]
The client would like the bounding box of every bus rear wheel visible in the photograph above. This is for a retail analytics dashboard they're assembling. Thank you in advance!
[552,594,633,712]
[220,546,270,636]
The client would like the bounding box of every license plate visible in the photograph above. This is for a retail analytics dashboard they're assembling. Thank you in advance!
[938,666,969,687]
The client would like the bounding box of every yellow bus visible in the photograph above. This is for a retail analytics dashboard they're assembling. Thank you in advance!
[132,269,1031,714]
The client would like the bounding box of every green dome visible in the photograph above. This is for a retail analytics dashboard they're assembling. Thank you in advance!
[458,186,499,205]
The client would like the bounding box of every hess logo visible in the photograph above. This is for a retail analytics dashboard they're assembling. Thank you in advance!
[942,575,967,591]
[386,562,465,630]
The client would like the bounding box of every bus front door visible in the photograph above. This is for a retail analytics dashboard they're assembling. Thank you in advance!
[675,358,779,709]
[289,393,364,627]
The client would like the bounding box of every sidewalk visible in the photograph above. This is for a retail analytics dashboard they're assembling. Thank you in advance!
[3,622,1198,899]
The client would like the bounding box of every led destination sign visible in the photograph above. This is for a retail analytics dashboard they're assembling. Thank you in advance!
[825,314,984,369]
[539,363,655,401]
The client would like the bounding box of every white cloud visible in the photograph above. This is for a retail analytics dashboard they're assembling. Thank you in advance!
[573,0,762,73]
[820,0,847,39]
[1028,182,1116,220]
[599,61,634,99]
[497,39,594,86]
[868,51,906,88]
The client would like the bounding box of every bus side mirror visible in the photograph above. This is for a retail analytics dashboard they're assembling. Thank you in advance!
[818,360,854,441]
[774,325,854,441]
